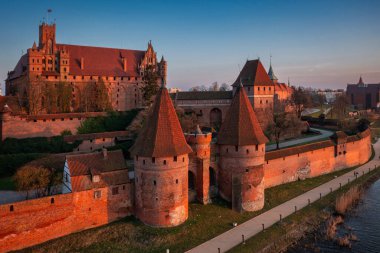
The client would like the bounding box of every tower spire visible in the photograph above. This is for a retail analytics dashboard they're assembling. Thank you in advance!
[268,55,278,81]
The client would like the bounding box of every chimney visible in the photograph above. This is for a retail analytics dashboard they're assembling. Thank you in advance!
[123,57,127,71]
[102,148,108,159]
[80,57,84,70]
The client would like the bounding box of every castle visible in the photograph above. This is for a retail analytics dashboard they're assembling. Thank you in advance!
[346,76,380,110]
[5,22,167,113]
[0,80,372,252]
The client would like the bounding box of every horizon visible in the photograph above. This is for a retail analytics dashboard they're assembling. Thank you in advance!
[1,0,380,93]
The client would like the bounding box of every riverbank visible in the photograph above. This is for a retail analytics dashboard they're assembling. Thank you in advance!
[228,163,380,253]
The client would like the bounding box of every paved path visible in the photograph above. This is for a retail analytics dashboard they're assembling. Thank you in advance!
[266,127,334,151]
[187,141,380,253]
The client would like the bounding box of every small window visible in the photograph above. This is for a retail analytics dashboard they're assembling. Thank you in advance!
[152,157,156,163]
[94,190,101,199]
[51,197,55,204]
[143,160,145,165]
[10,205,14,212]
[163,160,166,165]
[174,156,177,162]
[112,187,119,195]
[255,145,258,151]
[246,149,249,154]
[235,146,238,152]
[176,179,178,184]
[182,157,185,162]
[153,180,156,186]
[226,148,229,153]
[136,155,139,161]
[123,185,126,190]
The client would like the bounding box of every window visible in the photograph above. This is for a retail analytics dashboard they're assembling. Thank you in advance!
[152,157,156,163]
[65,173,69,182]
[255,144,258,151]
[163,160,166,165]
[94,190,101,199]
[246,149,249,154]
[235,146,238,152]
[112,187,119,195]
[51,197,55,204]
[153,180,156,186]
[10,205,14,212]
[174,156,177,162]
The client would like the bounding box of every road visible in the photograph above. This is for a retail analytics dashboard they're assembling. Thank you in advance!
[266,127,334,151]
[187,141,380,253]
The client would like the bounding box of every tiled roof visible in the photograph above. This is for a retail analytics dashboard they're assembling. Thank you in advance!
[217,85,268,146]
[171,91,233,100]
[232,59,274,87]
[64,131,129,142]
[130,86,192,157]
[57,44,146,77]
[275,82,292,92]
[7,54,28,80]
[66,150,126,177]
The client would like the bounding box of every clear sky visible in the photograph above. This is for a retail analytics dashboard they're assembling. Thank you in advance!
[0,0,379,93]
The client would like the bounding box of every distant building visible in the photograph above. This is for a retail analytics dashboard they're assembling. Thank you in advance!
[346,77,380,109]
[317,89,344,103]
[168,87,182,93]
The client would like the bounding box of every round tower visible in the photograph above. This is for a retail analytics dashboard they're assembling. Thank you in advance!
[185,125,212,204]
[217,84,268,212]
[130,86,192,227]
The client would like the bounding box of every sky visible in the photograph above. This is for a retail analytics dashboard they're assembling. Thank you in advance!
[0,0,379,94]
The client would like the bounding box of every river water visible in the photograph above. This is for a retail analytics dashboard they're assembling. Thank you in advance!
[287,179,380,253]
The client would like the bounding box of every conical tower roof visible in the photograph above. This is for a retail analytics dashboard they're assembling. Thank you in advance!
[130,86,192,158]
[232,59,273,87]
[358,76,364,85]
[217,85,268,146]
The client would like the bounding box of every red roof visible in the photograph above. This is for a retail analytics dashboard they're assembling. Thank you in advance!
[130,87,192,158]
[217,85,269,146]
[66,150,126,177]
[57,44,146,77]
[232,59,274,87]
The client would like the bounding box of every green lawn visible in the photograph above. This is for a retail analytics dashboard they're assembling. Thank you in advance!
[18,154,374,253]
[0,177,16,191]
[229,163,380,253]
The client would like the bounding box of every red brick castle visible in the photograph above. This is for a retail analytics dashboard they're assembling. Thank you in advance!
[6,22,167,113]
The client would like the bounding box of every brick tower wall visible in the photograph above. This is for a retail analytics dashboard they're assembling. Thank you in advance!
[186,133,212,204]
[218,144,266,212]
[134,154,189,227]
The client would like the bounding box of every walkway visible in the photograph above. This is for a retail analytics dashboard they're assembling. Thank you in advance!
[266,127,334,151]
[187,141,380,253]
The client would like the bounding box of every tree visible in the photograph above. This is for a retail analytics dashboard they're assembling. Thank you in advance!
[332,94,350,120]
[95,80,111,112]
[140,65,159,105]
[56,82,73,113]
[189,85,208,92]
[219,83,231,91]
[13,165,61,199]
[290,86,312,118]
[267,100,301,149]
[176,107,198,132]
[209,82,219,91]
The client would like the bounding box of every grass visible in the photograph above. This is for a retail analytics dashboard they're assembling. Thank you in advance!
[18,155,373,253]
[0,177,16,191]
[228,164,380,253]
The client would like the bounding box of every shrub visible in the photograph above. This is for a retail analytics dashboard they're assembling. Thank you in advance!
[77,110,140,134]
[0,153,46,177]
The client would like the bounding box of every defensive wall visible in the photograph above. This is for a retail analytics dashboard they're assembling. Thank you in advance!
[0,182,133,253]
[0,129,372,252]
[0,112,106,140]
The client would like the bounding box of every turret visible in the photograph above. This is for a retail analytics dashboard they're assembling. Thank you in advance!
[185,125,212,204]
[1,104,12,122]
[130,85,192,227]
[217,84,268,212]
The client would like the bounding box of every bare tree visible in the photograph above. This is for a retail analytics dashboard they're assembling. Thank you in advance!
[332,94,350,120]
[267,100,301,149]
[290,86,312,118]
[209,82,219,91]
[219,83,231,91]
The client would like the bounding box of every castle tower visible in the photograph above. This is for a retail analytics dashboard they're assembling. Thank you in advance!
[185,126,212,204]
[130,85,192,227]
[217,83,268,212]
[268,59,278,84]
[39,23,56,54]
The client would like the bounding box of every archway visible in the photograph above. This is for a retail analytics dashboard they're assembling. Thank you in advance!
[210,108,222,129]
[209,167,216,187]
[188,171,197,202]
[188,171,196,190]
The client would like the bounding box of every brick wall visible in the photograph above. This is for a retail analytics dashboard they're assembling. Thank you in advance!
[263,130,371,188]
[0,112,106,140]
[0,184,133,253]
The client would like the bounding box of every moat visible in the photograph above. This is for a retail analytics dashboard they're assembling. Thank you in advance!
[287,178,380,253]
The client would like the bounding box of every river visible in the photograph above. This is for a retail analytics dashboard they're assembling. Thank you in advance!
[287,178,380,253]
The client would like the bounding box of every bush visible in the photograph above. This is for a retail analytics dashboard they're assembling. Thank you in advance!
[77,110,140,134]
[0,136,80,154]
[0,153,46,177]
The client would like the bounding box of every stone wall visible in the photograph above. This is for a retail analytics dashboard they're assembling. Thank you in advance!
[0,183,133,253]
[0,112,106,140]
